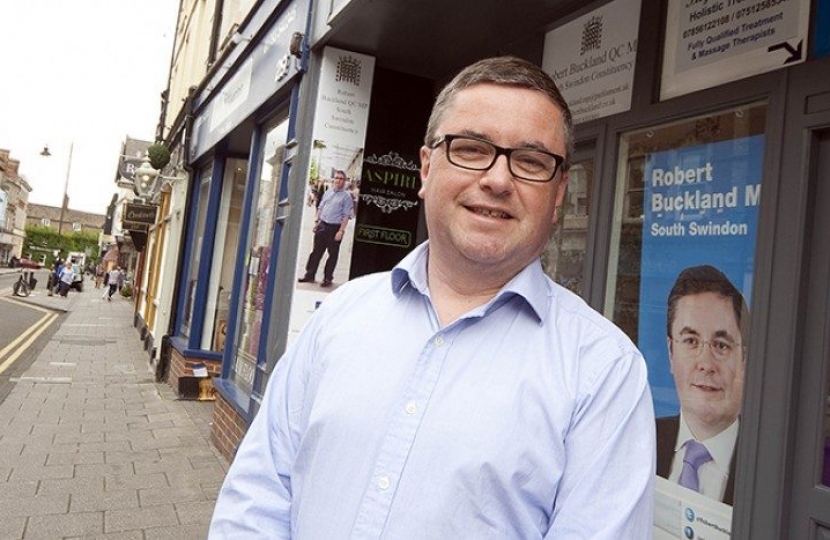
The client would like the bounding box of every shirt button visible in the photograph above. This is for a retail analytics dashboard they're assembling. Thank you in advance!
[405,402,417,415]
[434,335,445,347]
[378,476,391,490]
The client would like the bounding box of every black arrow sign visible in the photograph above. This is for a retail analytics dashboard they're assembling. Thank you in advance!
[768,40,803,64]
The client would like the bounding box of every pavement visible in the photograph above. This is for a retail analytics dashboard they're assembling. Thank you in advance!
[0,270,229,539]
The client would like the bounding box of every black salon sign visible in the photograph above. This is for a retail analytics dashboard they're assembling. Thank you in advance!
[123,202,158,232]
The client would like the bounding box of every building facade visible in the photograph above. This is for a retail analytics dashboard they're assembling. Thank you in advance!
[139,0,830,536]
[0,149,32,264]
[26,203,105,235]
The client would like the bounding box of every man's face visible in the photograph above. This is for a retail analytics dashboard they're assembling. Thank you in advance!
[333,174,346,190]
[418,84,569,276]
[668,292,745,438]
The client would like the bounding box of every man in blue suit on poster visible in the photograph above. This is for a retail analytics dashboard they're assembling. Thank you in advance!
[656,265,749,505]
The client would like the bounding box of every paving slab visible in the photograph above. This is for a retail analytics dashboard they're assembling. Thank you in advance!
[0,288,229,538]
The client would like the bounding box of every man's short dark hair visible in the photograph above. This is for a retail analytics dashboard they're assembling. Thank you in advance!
[424,56,574,168]
[666,265,750,343]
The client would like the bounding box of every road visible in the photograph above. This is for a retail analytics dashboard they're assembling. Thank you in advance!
[0,270,62,402]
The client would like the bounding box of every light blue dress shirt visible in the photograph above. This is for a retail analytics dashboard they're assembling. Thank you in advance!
[210,242,655,539]
[318,187,354,225]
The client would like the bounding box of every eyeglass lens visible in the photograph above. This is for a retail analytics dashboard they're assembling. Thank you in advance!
[675,336,738,358]
[443,136,561,182]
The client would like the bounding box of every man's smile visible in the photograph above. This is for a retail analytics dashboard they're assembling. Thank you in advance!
[465,204,514,220]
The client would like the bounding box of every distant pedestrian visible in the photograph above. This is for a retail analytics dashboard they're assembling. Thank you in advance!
[58,261,74,298]
[116,267,125,292]
[94,265,104,289]
[48,258,62,296]
[104,267,120,301]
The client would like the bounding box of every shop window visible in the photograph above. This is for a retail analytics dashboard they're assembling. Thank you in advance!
[541,156,593,295]
[203,158,247,351]
[605,103,766,532]
[180,169,212,339]
[229,117,289,395]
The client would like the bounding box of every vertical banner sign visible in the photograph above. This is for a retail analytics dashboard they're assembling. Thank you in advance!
[287,47,375,345]
[542,0,640,124]
[640,135,763,539]
[661,0,809,99]
[350,151,420,277]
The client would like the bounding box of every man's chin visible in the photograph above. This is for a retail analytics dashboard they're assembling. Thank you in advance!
[685,404,737,428]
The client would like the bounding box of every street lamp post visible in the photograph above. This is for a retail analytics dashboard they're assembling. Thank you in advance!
[40,142,74,235]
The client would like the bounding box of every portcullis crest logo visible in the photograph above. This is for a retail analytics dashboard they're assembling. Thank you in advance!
[336,55,362,86]
[581,16,603,55]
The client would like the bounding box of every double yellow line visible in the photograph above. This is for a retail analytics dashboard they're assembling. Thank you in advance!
[0,296,58,376]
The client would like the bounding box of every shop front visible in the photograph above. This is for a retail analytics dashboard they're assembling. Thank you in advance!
[197,0,829,535]
[166,0,310,418]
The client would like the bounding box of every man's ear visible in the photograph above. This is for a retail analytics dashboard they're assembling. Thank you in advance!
[667,336,675,374]
[418,146,431,200]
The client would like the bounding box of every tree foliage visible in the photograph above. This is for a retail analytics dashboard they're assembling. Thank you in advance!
[23,225,101,267]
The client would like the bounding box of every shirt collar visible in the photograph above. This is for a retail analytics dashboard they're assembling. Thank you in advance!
[390,242,549,324]
[676,412,739,472]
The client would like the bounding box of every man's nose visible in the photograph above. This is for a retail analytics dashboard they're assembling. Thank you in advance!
[478,154,515,194]
[696,348,718,371]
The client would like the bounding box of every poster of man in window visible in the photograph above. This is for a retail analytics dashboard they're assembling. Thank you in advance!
[639,135,763,539]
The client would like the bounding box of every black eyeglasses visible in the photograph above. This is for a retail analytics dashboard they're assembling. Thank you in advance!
[429,134,566,183]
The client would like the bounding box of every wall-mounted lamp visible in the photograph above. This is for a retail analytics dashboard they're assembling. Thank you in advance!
[133,154,186,201]
[133,154,158,198]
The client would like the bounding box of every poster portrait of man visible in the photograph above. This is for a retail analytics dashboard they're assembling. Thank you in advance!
[656,265,750,504]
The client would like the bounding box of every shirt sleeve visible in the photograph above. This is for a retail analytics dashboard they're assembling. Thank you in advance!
[340,192,354,221]
[208,316,321,538]
[544,347,656,540]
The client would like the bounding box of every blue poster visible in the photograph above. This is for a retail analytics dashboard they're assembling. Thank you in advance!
[639,135,763,417]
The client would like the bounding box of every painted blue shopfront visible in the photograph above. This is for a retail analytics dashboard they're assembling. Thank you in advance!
[170,0,311,420]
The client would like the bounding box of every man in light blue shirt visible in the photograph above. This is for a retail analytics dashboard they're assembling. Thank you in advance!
[210,56,655,539]
[298,170,354,287]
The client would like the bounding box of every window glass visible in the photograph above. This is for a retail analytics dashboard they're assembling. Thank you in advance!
[202,158,247,351]
[180,168,212,339]
[230,117,289,394]
[606,104,766,532]
[541,156,593,295]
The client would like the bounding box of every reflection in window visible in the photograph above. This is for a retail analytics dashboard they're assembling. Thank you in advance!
[541,157,593,296]
[203,159,247,351]
[181,170,212,339]
[230,117,289,394]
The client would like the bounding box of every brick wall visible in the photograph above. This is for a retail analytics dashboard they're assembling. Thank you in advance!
[211,391,247,462]
[168,348,221,396]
